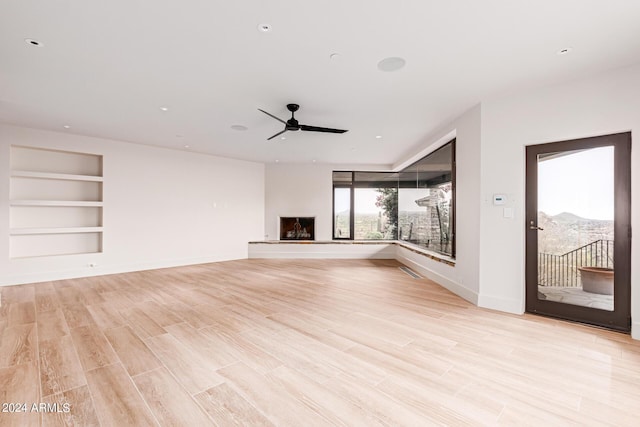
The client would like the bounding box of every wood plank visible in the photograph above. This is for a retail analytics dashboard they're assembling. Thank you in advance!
[217,362,330,426]
[86,302,125,330]
[39,335,86,397]
[322,373,431,426]
[238,328,337,383]
[267,311,357,352]
[2,284,35,304]
[77,286,104,305]
[0,363,40,427]
[34,282,61,313]
[98,290,135,307]
[120,308,166,339]
[60,303,95,329]
[85,363,158,426]
[104,325,161,376]
[136,300,183,327]
[164,301,213,329]
[165,322,237,369]
[200,327,282,375]
[8,302,35,325]
[0,323,36,367]
[41,385,100,427]
[133,367,213,426]
[37,309,70,342]
[69,325,118,371]
[195,382,275,427]
[267,365,387,426]
[145,334,224,394]
[375,375,498,425]
[55,288,87,306]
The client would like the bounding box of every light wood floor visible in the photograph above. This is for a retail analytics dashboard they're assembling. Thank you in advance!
[1,259,639,426]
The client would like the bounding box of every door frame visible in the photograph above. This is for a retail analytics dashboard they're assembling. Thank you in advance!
[525,132,631,332]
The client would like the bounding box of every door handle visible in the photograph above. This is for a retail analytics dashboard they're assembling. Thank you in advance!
[529,220,544,231]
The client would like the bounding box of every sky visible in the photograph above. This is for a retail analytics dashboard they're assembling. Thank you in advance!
[336,188,441,214]
[538,146,614,220]
[335,188,383,214]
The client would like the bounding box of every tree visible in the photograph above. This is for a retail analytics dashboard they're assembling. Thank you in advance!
[375,188,398,239]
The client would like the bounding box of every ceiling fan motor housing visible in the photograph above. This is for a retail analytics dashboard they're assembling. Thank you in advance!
[286,104,300,130]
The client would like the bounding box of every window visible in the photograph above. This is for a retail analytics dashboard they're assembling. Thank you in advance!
[333,139,455,257]
[398,141,455,256]
[333,172,352,239]
[332,171,398,241]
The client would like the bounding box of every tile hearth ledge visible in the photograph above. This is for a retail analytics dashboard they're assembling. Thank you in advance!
[248,240,455,266]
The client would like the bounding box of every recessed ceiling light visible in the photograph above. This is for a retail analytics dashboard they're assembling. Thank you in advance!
[557,47,572,55]
[63,125,71,129]
[184,145,190,149]
[377,57,406,72]
[25,38,43,47]
[375,135,382,139]
[280,136,286,140]
[231,125,248,131]
[312,159,317,163]
[257,23,272,33]
[159,106,169,112]
[275,159,280,163]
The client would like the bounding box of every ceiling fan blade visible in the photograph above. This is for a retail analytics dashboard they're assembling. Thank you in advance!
[300,124,348,134]
[258,109,287,125]
[267,129,288,140]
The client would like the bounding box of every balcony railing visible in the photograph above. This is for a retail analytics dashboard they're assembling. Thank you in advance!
[538,239,614,287]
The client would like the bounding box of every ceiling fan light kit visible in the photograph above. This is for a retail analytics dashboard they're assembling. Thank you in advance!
[258,104,348,140]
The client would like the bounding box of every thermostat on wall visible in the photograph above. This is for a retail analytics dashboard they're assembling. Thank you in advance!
[493,194,506,205]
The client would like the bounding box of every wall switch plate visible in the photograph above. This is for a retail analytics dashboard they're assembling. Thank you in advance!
[503,207,514,218]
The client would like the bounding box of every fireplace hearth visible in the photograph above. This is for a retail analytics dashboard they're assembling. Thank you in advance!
[280,217,315,240]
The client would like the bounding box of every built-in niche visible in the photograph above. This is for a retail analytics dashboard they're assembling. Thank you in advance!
[280,217,315,240]
[9,146,103,258]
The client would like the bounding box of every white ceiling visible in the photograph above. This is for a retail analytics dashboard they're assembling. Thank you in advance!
[2,1,640,165]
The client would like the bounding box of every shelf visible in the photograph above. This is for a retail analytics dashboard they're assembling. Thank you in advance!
[10,250,102,260]
[10,200,104,207]
[11,170,103,182]
[9,146,104,258]
[10,227,104,236]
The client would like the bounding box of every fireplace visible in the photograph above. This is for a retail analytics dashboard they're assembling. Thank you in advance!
[280,217,315,240]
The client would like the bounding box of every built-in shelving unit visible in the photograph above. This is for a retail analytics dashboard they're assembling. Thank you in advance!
[9,146,103,258]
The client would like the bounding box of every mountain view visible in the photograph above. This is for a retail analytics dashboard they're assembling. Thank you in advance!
[538,211,614,255]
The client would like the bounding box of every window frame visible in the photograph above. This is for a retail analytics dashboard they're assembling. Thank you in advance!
[332,139,456,258]
[332,172,354,240]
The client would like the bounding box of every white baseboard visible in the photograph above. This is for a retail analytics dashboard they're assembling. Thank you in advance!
[477,294,525,315]
[0,254,242,287]
[632,322,640,341]
[395,252,478,305]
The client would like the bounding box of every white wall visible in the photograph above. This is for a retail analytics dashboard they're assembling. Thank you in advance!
[478,63,640,338]
[0,124,265,285]
[264,162,389,241]
[393,104,482,303]
[249,242,396,259]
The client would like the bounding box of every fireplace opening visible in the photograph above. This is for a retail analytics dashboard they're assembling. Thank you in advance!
[280,217,315,240]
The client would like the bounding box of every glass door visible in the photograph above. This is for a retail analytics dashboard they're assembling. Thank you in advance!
[525,133,631,332]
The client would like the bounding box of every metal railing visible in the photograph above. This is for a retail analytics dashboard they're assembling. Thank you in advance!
[538,240,613,287]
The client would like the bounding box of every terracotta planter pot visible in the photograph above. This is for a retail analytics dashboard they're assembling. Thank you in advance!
[579,267,614,295]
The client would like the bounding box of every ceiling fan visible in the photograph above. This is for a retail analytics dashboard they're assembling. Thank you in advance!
[258,104,348,140]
